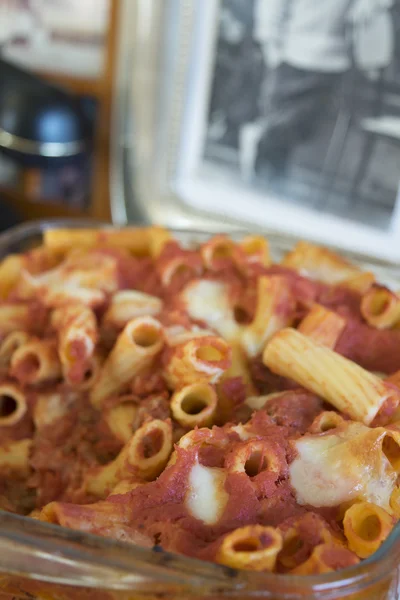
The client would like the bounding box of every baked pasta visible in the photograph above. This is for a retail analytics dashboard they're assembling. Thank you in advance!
[1,226,400,575]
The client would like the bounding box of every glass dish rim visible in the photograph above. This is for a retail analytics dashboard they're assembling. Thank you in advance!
[0,218,399,596]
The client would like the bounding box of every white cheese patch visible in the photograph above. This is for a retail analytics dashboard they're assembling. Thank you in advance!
[165,325,215,347]
[289,422,397,510]
[186,460,229,525]
[229,423,256,441]
[245,393,283,411]
[182,280,242,342]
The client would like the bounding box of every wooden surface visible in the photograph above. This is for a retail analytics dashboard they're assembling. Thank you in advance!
[0,186,85,221]
[90,0,119,222]
[37,70,101,98]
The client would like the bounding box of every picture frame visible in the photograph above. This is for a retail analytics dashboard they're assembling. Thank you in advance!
[114,0,400,261]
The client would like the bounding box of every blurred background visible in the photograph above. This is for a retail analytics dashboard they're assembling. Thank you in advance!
[0,0,115,228]
[1,0,400,250]
[205,0,400,231]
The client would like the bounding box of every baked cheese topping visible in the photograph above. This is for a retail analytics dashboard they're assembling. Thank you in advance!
[182,280,241,341]
[290,422,397,510]
[185,459,228,525]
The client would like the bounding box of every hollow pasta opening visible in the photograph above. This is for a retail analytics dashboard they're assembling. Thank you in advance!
[1,335,25,359]
[0,395,18,418]
[355,514,381,541]
[244,450,268,478]
[232,538,261,553]
[382,435,400,470]
[367,291,390,317]
[172,264,191,278]
[278,535,304,568]
[213,244,233,260]
[319,415,341,432]
[132,325,160,348]
[65,339,83,362]
[83,366,94,381]
[181,393,208,415]
[139,429,164,459]
[196,346,223,362]
[233,306,251,325]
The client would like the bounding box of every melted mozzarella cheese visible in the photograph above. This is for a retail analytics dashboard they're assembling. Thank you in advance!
[186,460,229,525]
[289,422,397,510]
[229,423,256,441]
[182,280,242,341]
[245,393,282,411]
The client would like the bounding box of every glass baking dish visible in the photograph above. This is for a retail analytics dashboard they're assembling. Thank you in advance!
[1,219,400,600]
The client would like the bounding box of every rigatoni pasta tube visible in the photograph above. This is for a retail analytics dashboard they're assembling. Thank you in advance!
[276,513,343,571]
[38,499,131,532]
[22,251,118,308]
[127,418,173,480]
[52,304,98,384]
[200,235,237,270]
[241,276,293,357]
[0,255,23,299]
[0,331,29,370]
[290,543,359,575]
[109,479,144,496]
[84,419,173,498]
[148,226,173,258]
[0,303,36,338]
[361,285,400,329]
[0,383,28,426]
[216,525,282,571]
[341,271,375,294]
[282,241,359,284]
[23,244,63,273]
[11,339,61,385]
[386,369,400,390]
[163,335,232,389]
[164,325,215,347]
[103,290,163,330]
[263,328,398,424]
[90,316,164,408]
[44,227,153,256]
[308,411,346,434]
[72,351,104,391]
[225,438,286,479]
[104,401,137,444]
[170,383,217,428]
[159,255,202,287]
[239,235,270,267]
[217,344,255,422]
[343,502,394,558]
[298,305,345,349]
[0,439,32,475]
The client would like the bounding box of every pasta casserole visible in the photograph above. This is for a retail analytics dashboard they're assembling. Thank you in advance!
[1,226,400,577]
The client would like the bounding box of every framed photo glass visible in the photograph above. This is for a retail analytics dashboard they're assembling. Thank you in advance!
[116,0,400,261]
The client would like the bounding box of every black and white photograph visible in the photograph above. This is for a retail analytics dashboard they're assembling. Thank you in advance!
[203,0,400,232]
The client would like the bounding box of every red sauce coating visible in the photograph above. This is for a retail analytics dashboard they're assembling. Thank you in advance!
[318,544,360,570]
[1,234,399,577]
[29,392,122,507]
[261,390,324,434]
[335,317,400,373]
[276,512,340,572]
